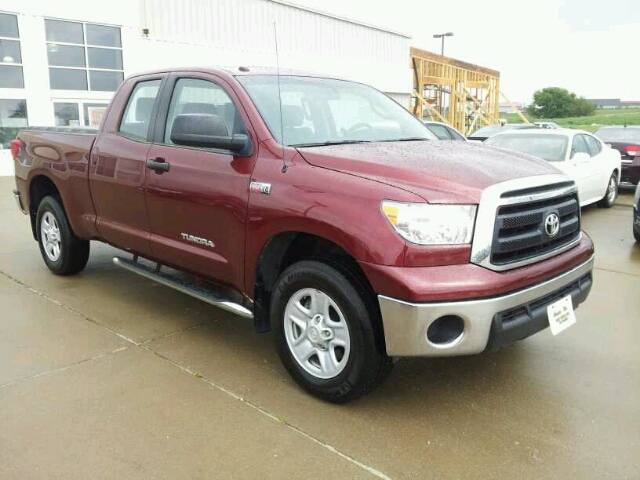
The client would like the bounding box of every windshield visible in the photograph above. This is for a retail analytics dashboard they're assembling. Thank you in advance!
[485,133,569,162]
[594,128,640,143]
[471,124,536,138]
[236,75,436,146]
[470,125,504,137]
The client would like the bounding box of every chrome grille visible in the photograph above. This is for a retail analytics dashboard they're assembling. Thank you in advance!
[491,190,580,266]
[470,175,583,272]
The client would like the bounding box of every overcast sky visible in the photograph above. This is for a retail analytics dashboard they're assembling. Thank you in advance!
[292,0,640,104]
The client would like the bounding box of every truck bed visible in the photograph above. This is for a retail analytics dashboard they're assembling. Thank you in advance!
[14,127,98,240]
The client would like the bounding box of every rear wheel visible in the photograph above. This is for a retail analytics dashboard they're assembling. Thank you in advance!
[598,173,618,208]
[271,260,392,403]
[36,195,90,275]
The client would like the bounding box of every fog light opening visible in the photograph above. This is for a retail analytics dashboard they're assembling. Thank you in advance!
[427,315,465,346]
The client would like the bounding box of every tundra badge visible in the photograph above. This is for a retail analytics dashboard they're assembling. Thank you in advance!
[250,182,271,195]
[181,233,215,248]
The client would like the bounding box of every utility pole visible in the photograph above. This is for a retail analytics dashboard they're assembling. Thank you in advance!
[433,32,453,116]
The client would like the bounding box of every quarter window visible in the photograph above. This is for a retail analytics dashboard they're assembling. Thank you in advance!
[119,79,161,141]
[571,135,589,157]
[164,78,244,144]
[0,12,24,88]
[45,19,124,92]
[584,135,602,157]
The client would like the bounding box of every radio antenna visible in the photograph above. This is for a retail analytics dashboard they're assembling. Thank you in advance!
[273,22,287,173]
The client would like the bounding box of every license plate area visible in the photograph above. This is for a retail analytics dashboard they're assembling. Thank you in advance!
[547,295,577,335]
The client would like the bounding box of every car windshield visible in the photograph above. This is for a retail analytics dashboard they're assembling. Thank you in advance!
[236,75,436,146]
[594,128,640,143]
[470,125,503,137]
[485,133,569,162]
[471,124,536,138]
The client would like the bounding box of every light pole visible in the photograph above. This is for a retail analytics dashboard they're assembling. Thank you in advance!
[433,32,454,56]
[433,32,453,116]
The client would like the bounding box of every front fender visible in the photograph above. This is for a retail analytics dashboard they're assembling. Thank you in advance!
[243,155,421,293]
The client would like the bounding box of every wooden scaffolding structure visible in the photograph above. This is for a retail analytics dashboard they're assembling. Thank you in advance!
[410,47,524,135]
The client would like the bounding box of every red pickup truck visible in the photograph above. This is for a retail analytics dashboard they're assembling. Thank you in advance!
[11,67,594,403]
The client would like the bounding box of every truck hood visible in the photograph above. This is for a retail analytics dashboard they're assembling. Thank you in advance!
[296,140,561,203]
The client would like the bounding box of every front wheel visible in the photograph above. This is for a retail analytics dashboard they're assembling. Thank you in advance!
[271,260,392,403]
[36,195,90,275]
[598,173,618,208]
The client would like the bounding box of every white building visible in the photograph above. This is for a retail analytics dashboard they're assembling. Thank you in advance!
[0,0,413,151]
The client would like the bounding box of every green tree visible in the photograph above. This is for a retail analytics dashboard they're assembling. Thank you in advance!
[526,87,595,118]
[570,97,596,117]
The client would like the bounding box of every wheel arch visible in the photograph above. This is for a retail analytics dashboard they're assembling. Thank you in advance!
[28,174,62,240]
[251,231,382,340]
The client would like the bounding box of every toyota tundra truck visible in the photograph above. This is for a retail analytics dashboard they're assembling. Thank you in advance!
[10,66,595,403]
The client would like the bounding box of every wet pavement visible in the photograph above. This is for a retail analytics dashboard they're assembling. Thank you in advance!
[1,176,638,479]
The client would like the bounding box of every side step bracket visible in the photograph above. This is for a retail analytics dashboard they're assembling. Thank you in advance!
[113,256,253,319]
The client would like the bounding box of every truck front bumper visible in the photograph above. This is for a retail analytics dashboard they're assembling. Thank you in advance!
[378,255,594,357]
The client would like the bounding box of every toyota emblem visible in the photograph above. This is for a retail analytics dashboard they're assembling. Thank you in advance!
[544,213,560,237]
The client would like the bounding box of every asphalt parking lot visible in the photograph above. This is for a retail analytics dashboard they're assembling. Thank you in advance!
[1,175,638,479]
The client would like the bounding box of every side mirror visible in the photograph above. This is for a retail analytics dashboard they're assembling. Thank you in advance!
[571,152,590,163]
[170,114,252,156]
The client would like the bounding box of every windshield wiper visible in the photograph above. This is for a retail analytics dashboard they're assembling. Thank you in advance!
[381,137,431,142]
[291,140,372,148]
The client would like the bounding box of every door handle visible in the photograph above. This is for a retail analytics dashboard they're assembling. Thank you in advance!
[146,157,170,173]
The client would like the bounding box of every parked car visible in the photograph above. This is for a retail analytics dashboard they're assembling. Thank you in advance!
[422,121,466,141]
[467,123,541,141]
[484,129,622,208]
[10,66,595,403]
[634,182,640,242]
[593,126,640,186]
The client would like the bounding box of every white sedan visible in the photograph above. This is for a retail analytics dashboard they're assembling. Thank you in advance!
[484,128,622,207]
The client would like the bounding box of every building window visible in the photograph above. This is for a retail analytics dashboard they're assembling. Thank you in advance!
[0,12,24,89]
[45,19,124,92]
[53,100,109,127]
[0,99,27,149]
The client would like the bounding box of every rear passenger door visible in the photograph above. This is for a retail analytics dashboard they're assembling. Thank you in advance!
[584,134,608,195]
[568,134,596,203]
[90,75,165,255]
[143,73,257,290]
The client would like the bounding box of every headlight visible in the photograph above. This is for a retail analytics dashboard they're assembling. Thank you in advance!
[381,201,477,245]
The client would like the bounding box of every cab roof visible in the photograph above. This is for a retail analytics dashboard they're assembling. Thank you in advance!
[128,65,347,81]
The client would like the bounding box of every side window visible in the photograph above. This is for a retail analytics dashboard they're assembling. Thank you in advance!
[426,124,452,140]
[445,126,466,141]
[571,135,589,157]
[164,78,244,144]
[118,79,161,141]
[584,135,602,157]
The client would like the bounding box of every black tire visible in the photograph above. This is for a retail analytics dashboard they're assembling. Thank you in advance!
[36,195,90,275]
[598,172,618,208]
[634,221,640,243]
[271,260,393,403]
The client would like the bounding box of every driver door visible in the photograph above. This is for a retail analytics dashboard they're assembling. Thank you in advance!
[143,74,257,290]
